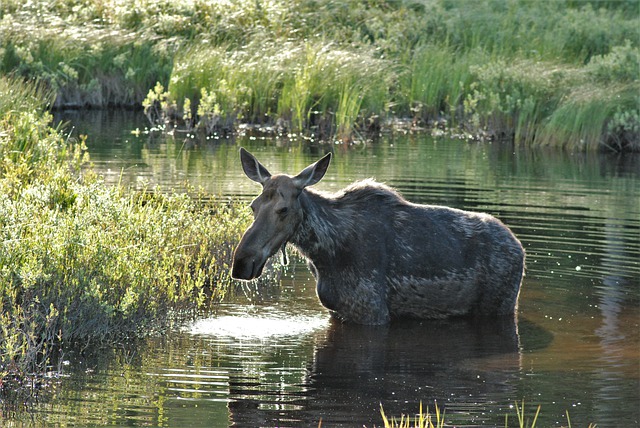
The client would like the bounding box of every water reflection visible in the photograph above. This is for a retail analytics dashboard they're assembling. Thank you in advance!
[181,292,528,427]
[302,318,522,427]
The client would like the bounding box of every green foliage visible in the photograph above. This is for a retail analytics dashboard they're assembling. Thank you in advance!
[587,41,640,83]
[463,59,565,144]
[142,81,175,127]
[400,44,474,123]
[0,77,61,178]
[0,5,173,107]
[158,40,393,139]
[1,0,638,146]
[1,78,251,382]
[537,85,640,151]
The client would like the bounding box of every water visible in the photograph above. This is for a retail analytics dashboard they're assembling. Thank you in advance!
[19,110,640,426]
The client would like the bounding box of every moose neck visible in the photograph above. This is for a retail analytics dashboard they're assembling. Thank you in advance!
[290,189,352,264]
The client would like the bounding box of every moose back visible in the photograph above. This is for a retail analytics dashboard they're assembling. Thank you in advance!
[232,148,525,325]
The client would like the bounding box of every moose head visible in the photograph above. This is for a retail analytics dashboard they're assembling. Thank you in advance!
[231,148,332,280]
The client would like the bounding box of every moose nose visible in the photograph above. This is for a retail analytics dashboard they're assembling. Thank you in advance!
[231,257,255,280]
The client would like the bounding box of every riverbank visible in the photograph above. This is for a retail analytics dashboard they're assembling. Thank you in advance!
[0,76,251,401]
[1,0,638,150]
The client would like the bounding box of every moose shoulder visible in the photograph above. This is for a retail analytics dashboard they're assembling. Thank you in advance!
[232,148,525,325]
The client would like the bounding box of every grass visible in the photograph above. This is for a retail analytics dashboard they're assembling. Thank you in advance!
[508,400,541,428]
[402,44,475,126]
[2,0,638,149]
[0,3,173,107]
[379,401,597,428]
[155,39,393,139]
[380,402,445,428]
[0,77,252,398]
[138,0,640,150]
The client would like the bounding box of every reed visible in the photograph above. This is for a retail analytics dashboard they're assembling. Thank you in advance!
[401,44,474,124]
[536,85,639,151]
[335,81,364,142]
[161,39,392,138]
[380,402,445,428]
[379,401,596,428]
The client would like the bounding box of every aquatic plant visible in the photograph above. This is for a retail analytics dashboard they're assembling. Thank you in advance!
[508,400,541,428]
[379,401,597,428]
[380,402,445,428]
[536,83,639,151]
[400,44,474,125]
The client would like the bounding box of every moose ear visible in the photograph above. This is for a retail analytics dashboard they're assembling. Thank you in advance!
[240,148,271,184]
[293,152,332,189]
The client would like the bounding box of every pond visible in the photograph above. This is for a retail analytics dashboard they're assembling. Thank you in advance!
[13,110,640,426]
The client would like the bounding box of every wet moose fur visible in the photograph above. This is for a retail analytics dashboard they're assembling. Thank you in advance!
[232,148,525,325]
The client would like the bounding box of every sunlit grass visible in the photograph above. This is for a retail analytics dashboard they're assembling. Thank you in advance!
[161,39,393,138]
[1,0,638,144]
[380,402,445,428]
[0,12,172,107]
[508,400,541,428]
[379,401,597,428]
[537,84,639,151]
[0,76,58,167]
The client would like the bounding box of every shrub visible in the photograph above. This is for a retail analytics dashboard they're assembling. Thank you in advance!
[587,41,640,84]
[1,77,251,387]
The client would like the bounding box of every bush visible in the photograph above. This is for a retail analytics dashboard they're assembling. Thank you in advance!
[0,77,250,386]
[587,41,640,83]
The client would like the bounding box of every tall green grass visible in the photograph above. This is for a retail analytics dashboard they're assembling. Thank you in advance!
[1,0,638,148]
[159,40,393,140]
[536,85,639,151]
[436,0,638,63]
[401,44,474,124]
[0,11,173,107]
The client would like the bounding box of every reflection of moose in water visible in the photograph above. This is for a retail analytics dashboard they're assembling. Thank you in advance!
[228,316,529,427]
[232,148,525,324]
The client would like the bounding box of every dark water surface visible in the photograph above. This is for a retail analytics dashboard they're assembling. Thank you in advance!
[20,110,639,426]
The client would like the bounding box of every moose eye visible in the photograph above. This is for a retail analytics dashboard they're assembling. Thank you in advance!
[276,207,288,217]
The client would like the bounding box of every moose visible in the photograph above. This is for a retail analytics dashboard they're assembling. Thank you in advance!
[232,148,525,325]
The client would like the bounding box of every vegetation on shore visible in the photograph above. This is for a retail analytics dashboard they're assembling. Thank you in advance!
[1,0,638,150]
[0,76,250,397]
